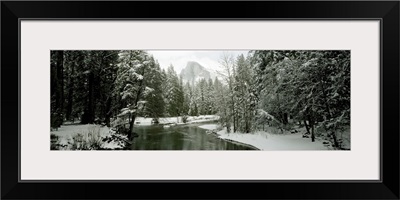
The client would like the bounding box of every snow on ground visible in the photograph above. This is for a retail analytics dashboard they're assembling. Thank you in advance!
[159,117,184,124]
[216,128,330,150]
[51,124,126,150]
[335,126,351,150]
[134,117,154,125]
[134,115,220,126]
[198,124,330,150]
[51,124,106,144]
[185,115,220,124]
[198,124,219,130]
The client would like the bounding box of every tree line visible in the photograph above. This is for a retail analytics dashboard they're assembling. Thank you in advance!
[215,50,350,148]
[51,50,224,139]
[51,50,350,147]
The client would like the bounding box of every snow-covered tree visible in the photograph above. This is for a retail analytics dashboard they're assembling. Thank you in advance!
[234,54,257,133]
[217,52,237,132]
[114,50,153,138]
[164,65,185,117]
[250,50,350,146]
[141,58,165,119]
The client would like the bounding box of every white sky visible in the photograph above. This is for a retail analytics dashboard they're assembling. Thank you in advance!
[147,50,249,73]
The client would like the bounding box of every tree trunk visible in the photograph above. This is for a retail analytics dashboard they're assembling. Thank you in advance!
[50,53,58,128]
[81,70,95,124]
[128,113,135,139]
[58,51,64,115]
[66,62,74,121]
[307,114,315,142]
[128,66,146,138]
[55,51,64,127]
[232,99,236,133]
[331,132,339,149]
[88,71,95,123]
[104,97,112,127]
[320,79,333,119]
[320,79,340,147]
[311,123,315,142]
[303,118,310,134]
[244,114,248,133]
[283,113,289,124]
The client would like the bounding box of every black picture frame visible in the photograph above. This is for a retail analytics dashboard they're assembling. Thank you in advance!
[1,1,399,199]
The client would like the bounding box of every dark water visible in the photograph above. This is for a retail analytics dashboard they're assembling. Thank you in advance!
[130,123,256,150]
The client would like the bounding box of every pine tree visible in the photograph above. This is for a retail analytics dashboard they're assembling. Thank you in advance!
[115,50,153,139]
[142,58,165,120]
[250,50,350,145]
[50,51,64,129]
[234,54,256,133]
[165,65,184,117]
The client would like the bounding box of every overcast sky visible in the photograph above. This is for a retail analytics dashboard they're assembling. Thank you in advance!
[147,50,249,73]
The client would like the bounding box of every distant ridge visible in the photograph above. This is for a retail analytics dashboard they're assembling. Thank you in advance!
[179,61,215,84]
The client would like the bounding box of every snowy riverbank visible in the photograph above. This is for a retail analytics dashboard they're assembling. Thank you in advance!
[135,115,220,126]
[52,115,220,150]
[51,124,126,150]
[198,124,330,150]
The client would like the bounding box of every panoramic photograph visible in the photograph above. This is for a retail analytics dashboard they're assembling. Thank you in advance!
[50,50,350,150]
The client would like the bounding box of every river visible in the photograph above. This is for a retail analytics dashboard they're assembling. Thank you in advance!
[130,123,256,150]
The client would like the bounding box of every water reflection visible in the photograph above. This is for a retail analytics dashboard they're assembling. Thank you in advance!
[130,124,255,150]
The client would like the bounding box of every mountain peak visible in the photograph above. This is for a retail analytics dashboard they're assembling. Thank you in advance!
[180,61,212,84]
